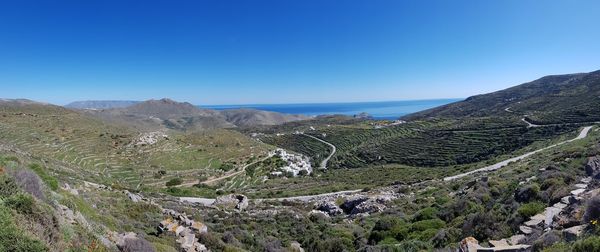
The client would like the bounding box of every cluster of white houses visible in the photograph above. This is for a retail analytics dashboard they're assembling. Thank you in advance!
[133,131,168,146]
[269,148,312,177]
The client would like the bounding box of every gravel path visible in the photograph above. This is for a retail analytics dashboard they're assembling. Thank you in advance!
[443,126,593,181]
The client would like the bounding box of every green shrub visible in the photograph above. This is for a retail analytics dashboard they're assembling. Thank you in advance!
[5,193,36,215]
[411,228,439,241]
[0,206,47,251]
[378,237,399,244]
[165,178,183,187]
[518,202,545,218]
[369,217,410,244]
[0,174,19,198]
[410,219,446,232]
[413,207,439,221]
[219,163,235,172]
[573,236,600,252]
[28,164,59,191]
[515,184,541,202]
[431,228,461,248]
[541,242,570,252]
[378,239,431,251]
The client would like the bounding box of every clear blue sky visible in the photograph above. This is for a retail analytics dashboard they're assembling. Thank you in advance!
[1,1,599,105]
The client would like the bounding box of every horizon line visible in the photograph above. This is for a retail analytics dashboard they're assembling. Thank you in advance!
[54,97,463,107]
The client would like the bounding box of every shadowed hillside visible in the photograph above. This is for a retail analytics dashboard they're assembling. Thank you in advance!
[403,70,600,124]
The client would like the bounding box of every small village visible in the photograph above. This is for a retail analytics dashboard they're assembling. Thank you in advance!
[269,148,312,177]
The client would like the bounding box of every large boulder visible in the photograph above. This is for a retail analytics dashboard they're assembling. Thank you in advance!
[459,236,530,252]
[125,190,143,203]
[290,241,305,252]
[107,231,138,249]
[586,156,600,178]
[309,210,330,219]
[177,232,208,252]
[212,194,249,211]
[553,204,583,229]
[350,199,386,216]
[340,196,368,212]
[563,225,585,242]
[314,201,343,216]
[190,221,208,234]
[459,237,481,252]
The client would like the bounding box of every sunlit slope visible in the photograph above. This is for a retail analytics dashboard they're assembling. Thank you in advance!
[0,100,269,188]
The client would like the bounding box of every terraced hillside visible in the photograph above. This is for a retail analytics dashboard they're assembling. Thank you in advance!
[0,100,270,189]
[404,69,600,124]
[259,115,583,168]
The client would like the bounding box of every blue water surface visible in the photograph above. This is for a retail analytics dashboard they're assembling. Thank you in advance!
[201,99,461,120]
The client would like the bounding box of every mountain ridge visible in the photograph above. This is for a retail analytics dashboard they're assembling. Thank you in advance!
[77,98,310,131]
[65,100,140,109]
[403,69,600,123]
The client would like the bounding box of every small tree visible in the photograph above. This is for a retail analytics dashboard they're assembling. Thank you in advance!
[165,178,182,187]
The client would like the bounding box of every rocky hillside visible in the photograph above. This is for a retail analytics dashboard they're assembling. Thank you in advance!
[403,70,600,124]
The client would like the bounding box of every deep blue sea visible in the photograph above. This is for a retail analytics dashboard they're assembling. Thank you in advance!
[202,98,461,120]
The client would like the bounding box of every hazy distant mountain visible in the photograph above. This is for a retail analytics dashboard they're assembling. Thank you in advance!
[403,69,600,124]
[85,98,231,131]
[84,98,310,131]
[65,100,140,109]
[219,108,309,127]
[120,99,220,118]
[0,98,50,106]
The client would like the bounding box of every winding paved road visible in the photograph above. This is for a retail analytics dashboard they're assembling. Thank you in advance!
[443,126,593,181]
[522,117,541,128]
[301,133,336,169]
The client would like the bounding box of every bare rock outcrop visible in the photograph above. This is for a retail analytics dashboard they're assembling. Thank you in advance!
[340,196,368,212]
[563,225,586,242]
[585,156,600,178]
[349,199,386,216]
[124,190,143,203]
[212,194,249,211]
[314,201,343,216]
[159,209,208,252]
[458,236,530,252]
[459,237,480,252]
